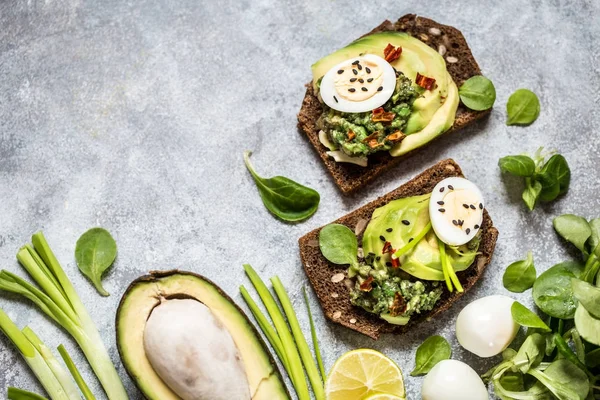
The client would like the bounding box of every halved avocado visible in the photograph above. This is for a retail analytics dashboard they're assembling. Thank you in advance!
[116,270,289,400]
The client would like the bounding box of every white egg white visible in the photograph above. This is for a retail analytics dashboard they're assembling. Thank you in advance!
[421,360,488,400]
[429,177,484,246]
[320,54,396,113]
[456,295,519,358]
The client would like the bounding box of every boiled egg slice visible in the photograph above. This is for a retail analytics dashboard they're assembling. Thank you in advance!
[429,177,484,246]
[456,295,519,358]
[319,55,396,113]
[422,360,488,400]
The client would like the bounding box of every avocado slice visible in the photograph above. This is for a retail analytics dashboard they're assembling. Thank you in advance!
[116,271,289,400]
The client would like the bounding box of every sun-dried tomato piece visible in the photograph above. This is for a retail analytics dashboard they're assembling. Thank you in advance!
[359,276,374,292]
[372,107,396,123]
[384,43,402,63]
[390,292,407,316]
[415,72,436,90]
[386,131,406,143]
[382,241,394,254]
[391,256,400,268]
[347,129,356,141]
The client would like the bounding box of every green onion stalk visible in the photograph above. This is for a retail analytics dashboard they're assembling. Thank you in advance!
[8,387,49,400]
[0,232,127,400]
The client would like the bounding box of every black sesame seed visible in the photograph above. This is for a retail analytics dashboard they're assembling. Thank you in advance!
[463,204,469,209]
[409,238,414,243]
[368,252,375,256]
[386,228,393,232]
[376,256,381,261]
[479,203,483,209]
[350,77,357,82]
[452,220,458,226]
[439,208,445,213]
[440,187,445,192]
[361,87,368,92]
[402,220,410,225]
[353,69,358,75]
[349,88,356,92]
[333,95,338,103]
[379,235,386,242]
[337,69,344,74]
[357,64,362,70]
[459,250,464,254]
[386,262,392,267]
[367,78,374,82]
[377,86,383,91]
[366,67,371,73]
[437,201,444,205]
[470,204,476,210]
[474,224,480,229]
[448,185,454,190]
[352,60,359,65]
[458,220,464,226]
[466,228,471,235]
[358,78,364,83]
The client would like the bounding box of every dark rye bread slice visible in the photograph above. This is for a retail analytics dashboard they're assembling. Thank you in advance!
[298,14,491,194]
[298,159,498,339]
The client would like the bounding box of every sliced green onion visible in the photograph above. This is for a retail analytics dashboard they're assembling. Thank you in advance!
[438,238,453,292]
[243,264,310,400]
[240,285,290,372]
[393,222,432,259]
[272,277,324,400]
[7,387,49,400]
[58,345,96,400]
[303,287,326,383]
[21,327,81,400]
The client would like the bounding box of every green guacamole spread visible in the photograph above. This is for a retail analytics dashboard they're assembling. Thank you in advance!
[317,72,419,157]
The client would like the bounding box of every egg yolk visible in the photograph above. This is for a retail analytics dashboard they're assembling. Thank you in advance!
[441,189,482,234]
[334,58,384,102]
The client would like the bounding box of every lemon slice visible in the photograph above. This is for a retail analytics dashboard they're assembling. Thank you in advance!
[325,349,406,400]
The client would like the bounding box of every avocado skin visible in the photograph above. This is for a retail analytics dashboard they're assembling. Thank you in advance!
[116,270,290,400]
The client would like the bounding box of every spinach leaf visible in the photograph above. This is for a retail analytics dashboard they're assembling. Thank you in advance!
[506,88,541,126]
[498,155,536,177]
[572,279,600,319]
[512,333,546,373]
[587,218,600,257]
[511,302,551,332]
[553,214,592,253]
[318,224,358,268]
[529,359,589,400]
[410,335,451,376]
[244,151,320,222]
[503,251,536,293]
[74,227,117,296]
[585,347,600,368]
[536,154,570,202]
[458,75,496,111]
[574,303,600,346]
[533,261,584,319]
[522,178,542,211]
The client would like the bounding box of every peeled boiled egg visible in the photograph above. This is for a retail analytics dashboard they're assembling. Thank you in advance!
[421,360,488,400]
[456,295,519,358]
[319,54,396,113]
[429,177,484,246]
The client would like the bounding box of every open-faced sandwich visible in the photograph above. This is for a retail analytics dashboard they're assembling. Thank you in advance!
[298,14,491,193]
[298,159,498,339]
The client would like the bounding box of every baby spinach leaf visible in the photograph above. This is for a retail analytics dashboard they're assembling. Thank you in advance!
[498,155,536,177]
[572,278,600,319]
[410,335,451,376]
[522,178,542,211]
[458,75,496,111]
[575,303,600,346]
[506,89,541,126]
[536,154,570,202]
[244,151,320,222]
[318,224,358,268]
[533,261,584,319]
[553,214,592,253]
[512,333,546,373]
[503,251,536,293]
[511,302,551,332]
[585,347,600,368]
[74,227,117,296]
[530,358,589,400]
[587,218,600,257]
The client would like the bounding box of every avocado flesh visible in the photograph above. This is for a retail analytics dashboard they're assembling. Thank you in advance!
[116,271,289,400]
[311,31,457,156]
[362,193,478,281]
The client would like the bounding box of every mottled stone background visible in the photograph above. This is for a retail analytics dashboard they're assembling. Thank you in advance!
[0,0,599,398]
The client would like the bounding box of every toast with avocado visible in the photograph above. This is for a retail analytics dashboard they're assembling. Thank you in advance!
[298,14,490,193]
[298,159,498,339]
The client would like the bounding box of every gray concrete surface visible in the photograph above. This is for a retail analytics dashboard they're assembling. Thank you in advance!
[1,0,599,398]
